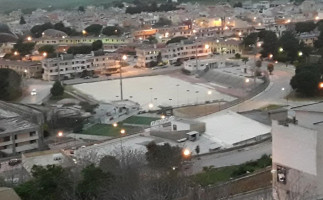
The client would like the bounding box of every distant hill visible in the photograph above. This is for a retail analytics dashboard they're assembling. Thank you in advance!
[0,0,115,13]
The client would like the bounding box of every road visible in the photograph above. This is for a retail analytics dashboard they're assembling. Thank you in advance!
[188,140,272,174]
[229,187,273,200]
[231,62,304,112]
[19,79,52,105]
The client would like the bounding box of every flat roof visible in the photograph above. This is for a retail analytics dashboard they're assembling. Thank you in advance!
[0,59,41,67]
[292,101,323,113]
[198,111,271,147]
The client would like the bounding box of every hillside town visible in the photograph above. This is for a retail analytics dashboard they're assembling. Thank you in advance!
[1,0,323,199]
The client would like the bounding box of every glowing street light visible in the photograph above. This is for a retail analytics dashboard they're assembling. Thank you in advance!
[286,19,291,23]
[27,36,32,41]
[42,52,47,57]
[148,103,154,109]
[57,131,63,137]
[257,42,262,47]
[122,55,127,61]
[13,51,19,56]
[319,82,323,89]
[113,122,118,127]
[238,31,242,36]
[315,16,320,21]
[205,44,209,49]
[216,39,220,43]
[82,30,87,35]
[245,78,250,83]
[281,87,285,91]
[120,129,126,135]
[207,90,212,95]
[298,51,303,57]
[258,23,262,26]
[161,115,166,119]
[182,148,191,158]
[279,47,284,52]
[275,60,278,64]
[269,54,273,59]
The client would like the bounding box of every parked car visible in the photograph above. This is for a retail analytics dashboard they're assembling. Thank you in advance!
[30,89,37,96]
[83,76,91,79]
[92,75,99,78]
[8,159,21,166]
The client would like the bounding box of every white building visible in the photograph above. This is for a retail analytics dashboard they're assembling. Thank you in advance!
[42,51,118,81]
[183,58,224,73]
[272,102,323,200]
[136,40,211,67]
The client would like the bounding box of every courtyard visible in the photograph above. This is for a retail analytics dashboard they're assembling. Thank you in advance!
[73,75,236,110]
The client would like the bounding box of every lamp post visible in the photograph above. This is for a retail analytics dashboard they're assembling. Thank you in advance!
[195,43,209,73]
[119,55,127,100]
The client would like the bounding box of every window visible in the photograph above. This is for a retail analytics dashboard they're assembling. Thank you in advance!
[30,140,36,144]
[30,131,36,137]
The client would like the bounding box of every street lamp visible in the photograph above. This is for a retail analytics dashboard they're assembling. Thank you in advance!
[119,55,127,100]
[161,115,166,119]
[148,103,154,109]
[245,78,250,83]
[298,51,303,57]
[113,122,118,127]
[182,148,191,158]
[319,82,323,89]
[57,131,63,137]
[82,30,87,36]
[279,47,283,53]
[42,52,47,57]
[268,54,273,59]
[120,129,126,135]
[27,36,32,41]
[207,90,212,95]
[13,51,19,56]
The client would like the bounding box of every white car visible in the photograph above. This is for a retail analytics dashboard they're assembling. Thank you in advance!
[30,89,37,96]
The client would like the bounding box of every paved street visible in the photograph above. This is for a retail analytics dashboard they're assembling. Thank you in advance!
[229,187,273,200]
[19,79,52,105]
[188,140,272,174]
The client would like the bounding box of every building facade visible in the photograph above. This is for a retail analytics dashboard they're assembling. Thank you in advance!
[272,102,323,200]
[0,59,42,78]
[136,40,211,67]
[0,101,44,155]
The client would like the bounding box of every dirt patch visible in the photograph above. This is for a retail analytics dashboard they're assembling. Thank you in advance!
[174,102,226,118]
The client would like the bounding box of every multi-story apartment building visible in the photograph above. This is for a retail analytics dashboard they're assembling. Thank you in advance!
[136,40,211,67]
[0,59,42,78]
[32,36,130,48]
[42,51,119,81]
[272,102,323,199]
[0,101,44,155]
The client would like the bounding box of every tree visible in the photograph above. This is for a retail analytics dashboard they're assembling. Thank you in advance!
[30,22,53,38]
[166,36,187,45]
[260,30,278,58]
[38,45,55,55]
[91,40,103,51]
[242,32,258,47]
[147,36,157,44]
[15,165,73,200]
[77,164,114,200]
[0,69,22,101]
[277,31,300,62]
[290,71,320,96]
[267,63,274,75]
[50,81,64,96]
[156,52,162,63]
[85,24,103,36]
[233,2,242,7]
[154,17,172,27]
[255,60,262,68]
[242,57,249,64]
[13,39,35,56]
[145,142,182,170]
[19,16,26,24]
[235,53,241,59]
[295,21,316,33]
[78,6,85,12]
[67,45,92,54]
[102,26,122,36]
